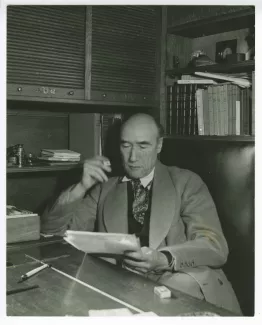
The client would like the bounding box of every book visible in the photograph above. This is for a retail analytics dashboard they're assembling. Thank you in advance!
[236,86,241,135]
[212,86,218,135]
[196,89,204,135]
[228,84,233,135]
[244,88,250,135]
[166,86,172,135]
[203,89,209,135]
[223,84,229,135]
[217,85,222,135]
[208,86,214,135]
[232,85,237,135]
[193,84,198,135]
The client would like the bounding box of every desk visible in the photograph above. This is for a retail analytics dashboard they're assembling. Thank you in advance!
[7,240,236,316]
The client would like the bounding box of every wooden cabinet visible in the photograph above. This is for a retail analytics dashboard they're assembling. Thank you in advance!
[7,5,160,107]
[88,6,159,105]
[7,6,86,100]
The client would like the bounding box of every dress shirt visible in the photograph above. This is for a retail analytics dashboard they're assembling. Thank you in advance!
[122,168,155,188]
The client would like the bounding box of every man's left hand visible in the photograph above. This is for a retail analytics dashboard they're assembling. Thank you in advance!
[123,247,170,273]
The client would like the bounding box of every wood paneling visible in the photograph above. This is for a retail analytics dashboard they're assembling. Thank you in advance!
[167,34,192,69]
[7,113,69,156]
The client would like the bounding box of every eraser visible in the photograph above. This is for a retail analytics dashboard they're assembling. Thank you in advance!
[154,286,171,299]
[89,308,133,316]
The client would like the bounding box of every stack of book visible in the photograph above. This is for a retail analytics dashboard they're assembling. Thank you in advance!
[38,149,81,165]
[167,82,253,136]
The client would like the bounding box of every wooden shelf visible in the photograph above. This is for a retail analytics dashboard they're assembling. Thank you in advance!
[7,95,155,109]
[167,7,255,38]
[7,164,82,174]
[164,135,255,142]
[166,60,255,77]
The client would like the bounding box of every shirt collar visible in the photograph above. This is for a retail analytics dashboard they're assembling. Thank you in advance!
[122,168,155,188]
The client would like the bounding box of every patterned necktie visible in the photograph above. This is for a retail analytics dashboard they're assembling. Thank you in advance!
[130,179,152,225]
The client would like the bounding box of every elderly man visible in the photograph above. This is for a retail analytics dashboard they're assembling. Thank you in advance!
[42,113,241,315]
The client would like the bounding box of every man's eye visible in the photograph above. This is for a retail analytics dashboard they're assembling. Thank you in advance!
[139,145,148,149]
[122,143,130,148]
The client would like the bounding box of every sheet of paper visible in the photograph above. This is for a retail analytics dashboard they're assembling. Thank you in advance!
[64,230,140,255]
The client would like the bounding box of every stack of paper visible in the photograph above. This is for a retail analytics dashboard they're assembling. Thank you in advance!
[7,205,38,218]
[38,149,81,162]
[64,231,141,255]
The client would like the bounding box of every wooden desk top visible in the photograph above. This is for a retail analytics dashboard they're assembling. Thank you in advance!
[7,240,236,316]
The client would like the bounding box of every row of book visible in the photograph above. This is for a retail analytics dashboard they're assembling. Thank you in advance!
[167,81,254,136]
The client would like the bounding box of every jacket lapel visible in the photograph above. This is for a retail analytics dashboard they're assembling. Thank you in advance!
[149,161,176,249]
[103,180,128,233]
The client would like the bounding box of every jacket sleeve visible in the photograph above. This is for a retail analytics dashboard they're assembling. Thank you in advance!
[159,171,229,272]
[41,184,101,236]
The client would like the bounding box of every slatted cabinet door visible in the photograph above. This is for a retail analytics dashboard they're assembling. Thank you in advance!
[7,6,86,100]
[89,6,159,105]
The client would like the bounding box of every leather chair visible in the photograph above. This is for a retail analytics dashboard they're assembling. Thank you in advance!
[160,137,255,316]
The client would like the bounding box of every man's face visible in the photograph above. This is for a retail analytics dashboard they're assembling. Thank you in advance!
[120,120,162,179]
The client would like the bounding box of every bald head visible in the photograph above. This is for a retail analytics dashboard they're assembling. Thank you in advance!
[121,114,163,140]
[120,114,163,179]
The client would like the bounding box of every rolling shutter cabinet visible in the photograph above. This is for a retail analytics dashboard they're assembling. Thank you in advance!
[88,6,159,105]
[7,6,86,100]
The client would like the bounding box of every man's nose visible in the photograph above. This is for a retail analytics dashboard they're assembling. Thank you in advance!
[129,147,137,162]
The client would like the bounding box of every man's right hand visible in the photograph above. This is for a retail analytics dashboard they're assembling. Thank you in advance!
[80,156,112,191]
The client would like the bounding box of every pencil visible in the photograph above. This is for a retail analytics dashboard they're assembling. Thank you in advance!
[17,263,51,283]
[7,284,39,296]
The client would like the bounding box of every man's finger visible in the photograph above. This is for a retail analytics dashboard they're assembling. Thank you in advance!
[123,259,148,269]
[87,165,108,182]
[88,160,112,173]
[88,169,105,183]
[124,251,145,261]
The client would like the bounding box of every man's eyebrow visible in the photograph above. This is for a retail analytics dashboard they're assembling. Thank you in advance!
[137,141,151,145]
[120,140,151,145]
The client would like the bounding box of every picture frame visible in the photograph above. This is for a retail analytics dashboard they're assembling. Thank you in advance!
[215,39,237,63]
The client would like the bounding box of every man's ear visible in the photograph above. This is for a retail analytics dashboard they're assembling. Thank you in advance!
[157,137,163,154]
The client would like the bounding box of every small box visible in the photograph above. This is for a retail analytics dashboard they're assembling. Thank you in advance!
[154,286,171,299]
[7,206,40,243]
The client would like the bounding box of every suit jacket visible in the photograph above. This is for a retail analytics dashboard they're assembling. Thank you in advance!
[42,160,241,314]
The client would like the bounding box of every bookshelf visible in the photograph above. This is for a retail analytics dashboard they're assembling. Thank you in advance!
[167,60,255,78]
[164,135,254,142]
[7,165,81,174]
[165,6,255,138]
